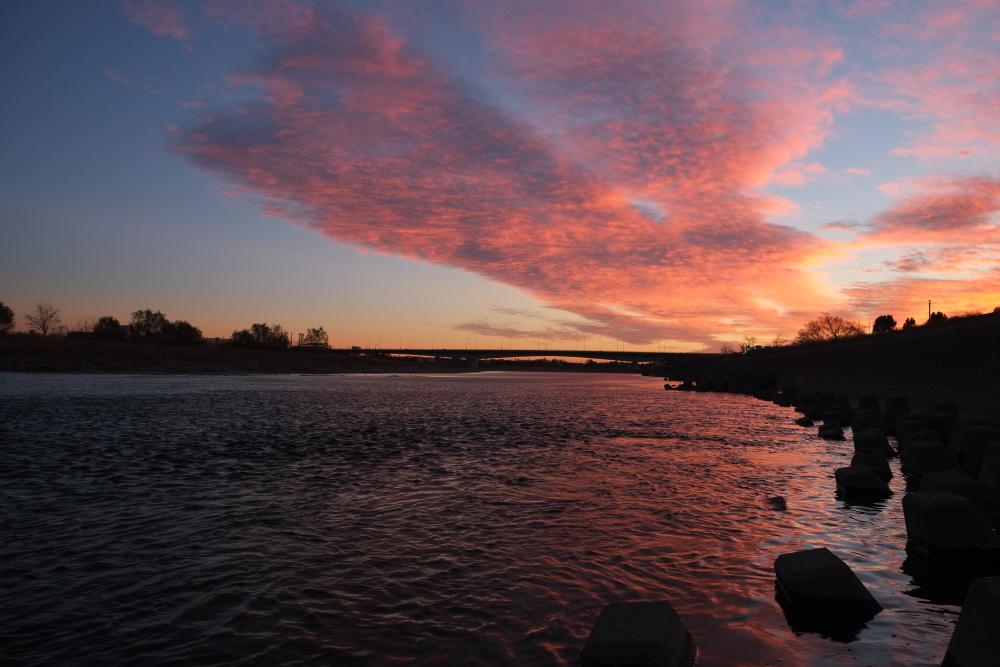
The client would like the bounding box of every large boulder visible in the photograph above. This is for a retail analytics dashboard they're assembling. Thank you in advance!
[851,450,892,482]
[918,470,980,506]
[943,577,1000,667]
[580,601,698,667]
[773,547,882,615]
[854,428,896,458]
[835,465,892,499]
[902,492,1000,563]
[900,441,961,478]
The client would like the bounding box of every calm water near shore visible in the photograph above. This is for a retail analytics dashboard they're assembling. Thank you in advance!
[0,371,971,665]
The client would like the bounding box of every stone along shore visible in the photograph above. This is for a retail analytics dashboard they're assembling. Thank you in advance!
[577,314,1000,666]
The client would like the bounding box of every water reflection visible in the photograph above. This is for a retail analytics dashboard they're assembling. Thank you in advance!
[0,372,976,666]
[774,582,876,644]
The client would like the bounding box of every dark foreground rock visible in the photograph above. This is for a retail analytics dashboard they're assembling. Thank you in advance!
[773,547,882,615]
[919,470,981,507]
[943,577,1000,667]
[835,465,892,499]
[900,441,962,479]
[902,492,1000,563]
[854,428,896,458]
[580,601,698,667]
[850,451,893,482]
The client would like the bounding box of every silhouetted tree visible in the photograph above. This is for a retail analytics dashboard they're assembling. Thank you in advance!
[795,312,865,343]
[130,309,169,342]
[24,301,61,336]
[70,316,98,334]
[230,323,289,349]
[902,317,917,329]
[302,326,329,347]
[771,334,788,347]
[739,335,758,353]
[719,343,737,355]
[157,320,203,345]
[92,316,126,340]
[872,314,897,334]
[0,301,13,335]
[927,311,948,324]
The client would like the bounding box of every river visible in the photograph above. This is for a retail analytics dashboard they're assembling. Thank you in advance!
[0,372,969,665]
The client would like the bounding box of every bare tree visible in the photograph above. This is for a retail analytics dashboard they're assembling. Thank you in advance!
[719,343,737,354]
[0,301,13,335]
[71,316,98,333]
[739,335,758,353]
[771,334,787,347]
[795,312,865,343]
[24,301,62,336]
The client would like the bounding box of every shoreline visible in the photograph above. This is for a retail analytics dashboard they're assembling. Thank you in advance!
[0,337,643,376]
[667,310,1000,418]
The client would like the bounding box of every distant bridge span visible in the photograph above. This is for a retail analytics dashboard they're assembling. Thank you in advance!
[329,348,709,363]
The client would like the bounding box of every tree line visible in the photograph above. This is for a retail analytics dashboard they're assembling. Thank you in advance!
[723,306,999,354]
[0,300,329,350]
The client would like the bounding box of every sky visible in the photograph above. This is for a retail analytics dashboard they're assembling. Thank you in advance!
[2,0,999,351]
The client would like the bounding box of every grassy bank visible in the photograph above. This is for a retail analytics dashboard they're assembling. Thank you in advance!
[0,336,470,375]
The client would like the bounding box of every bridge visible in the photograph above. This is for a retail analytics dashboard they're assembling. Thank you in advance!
[327,348,708,364]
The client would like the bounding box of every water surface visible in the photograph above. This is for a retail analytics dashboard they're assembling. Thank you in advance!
[0,372,967,665]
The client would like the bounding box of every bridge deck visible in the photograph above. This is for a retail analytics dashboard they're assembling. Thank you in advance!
[326,349,707,363]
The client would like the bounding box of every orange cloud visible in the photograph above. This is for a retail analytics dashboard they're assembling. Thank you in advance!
[167,1,999,344]
[175,3,848,345]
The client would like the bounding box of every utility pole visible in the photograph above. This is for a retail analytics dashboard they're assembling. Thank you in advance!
[928,300,932,319]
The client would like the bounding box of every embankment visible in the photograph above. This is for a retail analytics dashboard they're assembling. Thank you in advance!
[672,312,1000,417]
[0,336,467,374]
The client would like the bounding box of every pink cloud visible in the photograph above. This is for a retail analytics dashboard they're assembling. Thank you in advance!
[164,0,1000,342]
[174,2,848,343]
[122,0,189,39]
[105,68,130,84]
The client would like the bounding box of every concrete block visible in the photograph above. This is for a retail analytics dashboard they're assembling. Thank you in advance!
[960,427,1000,468]
[896,419,929,447]
[857,394,881,413]
[943,577,1000,667]
[928,412,958,444]
[931,401,960,418]
[819,425,845,440]
[907,429,944,447]
[854,428,896,458]
[580,601,698,667]
[918,470,980,506]
[900,441,961,478]
[902,492,1000,562]
[976,443,1000,491]
[946,419,994,454]
[885,396,911,415]
[773,547,882,615]
[835,465,892,499]
[852,414,882,433]
[851,450,892,482]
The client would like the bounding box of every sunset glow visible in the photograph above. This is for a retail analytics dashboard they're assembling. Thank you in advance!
[3,0,999,348]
